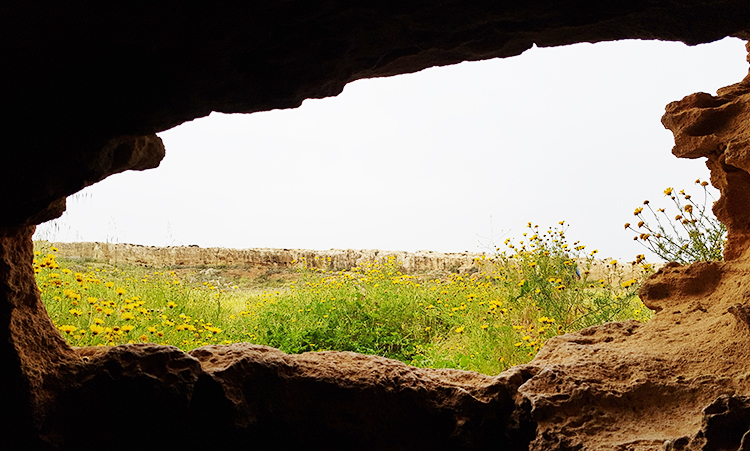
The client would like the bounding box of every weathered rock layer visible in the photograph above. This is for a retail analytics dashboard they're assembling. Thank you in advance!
[49,241,482,273]
[662,42,750,261]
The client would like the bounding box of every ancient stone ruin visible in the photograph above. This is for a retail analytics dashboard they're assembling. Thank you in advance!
[3,3,750,449]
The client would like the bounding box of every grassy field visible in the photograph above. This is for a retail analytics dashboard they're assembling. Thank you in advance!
[34,225,652,375]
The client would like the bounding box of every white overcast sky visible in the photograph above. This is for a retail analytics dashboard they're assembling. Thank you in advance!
[35,37,749,261]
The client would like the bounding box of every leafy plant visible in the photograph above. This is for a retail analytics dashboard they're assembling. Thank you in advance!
[481,222,649,332]
[626,179,726,264]
[35,227,653,377]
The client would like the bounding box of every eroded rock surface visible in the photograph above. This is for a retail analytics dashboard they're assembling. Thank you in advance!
[662,42,750,260]
[518,257,750,449]
[48,241,654,282]
[50,242,482,274]
[35,342,535,450]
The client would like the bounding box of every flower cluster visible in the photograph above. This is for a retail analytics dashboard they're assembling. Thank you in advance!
[626,179,725,264]
[36,229,652,376]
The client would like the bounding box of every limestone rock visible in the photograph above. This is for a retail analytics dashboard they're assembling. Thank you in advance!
[0,226,73,449]
[48,242,656,284]
[662,46,750,260]
[185,343,535,449]
[639,261,723,312]
[49,242,481,274]
[42,344,203,449]
[523,259,750,449]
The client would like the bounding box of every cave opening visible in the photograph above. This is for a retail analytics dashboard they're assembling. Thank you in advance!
[29,38,748,375]
[36,38,745,256]
[5,3,750,448]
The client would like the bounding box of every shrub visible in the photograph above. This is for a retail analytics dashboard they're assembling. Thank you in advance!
[480,222,650,332]
[626,179,726,264]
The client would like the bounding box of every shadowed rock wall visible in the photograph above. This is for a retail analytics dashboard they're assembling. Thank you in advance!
[3,2,750,449]
[3,2,750,229]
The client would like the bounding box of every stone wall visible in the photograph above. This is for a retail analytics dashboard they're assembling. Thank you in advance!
[48,241,656,284]
[49,242,481,273]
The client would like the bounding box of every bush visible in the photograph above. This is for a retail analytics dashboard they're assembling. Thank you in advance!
[626,179,726,264]
[481,222,650,331]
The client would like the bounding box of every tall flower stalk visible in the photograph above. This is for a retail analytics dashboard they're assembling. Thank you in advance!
[626,179,726,264]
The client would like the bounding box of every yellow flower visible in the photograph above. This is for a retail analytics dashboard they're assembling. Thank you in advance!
[455,326,465,333]
[664,187,673,196]
[63,289,81,300]
[634,207,643,215]
[621,279,637,288]
[105,282,114,288]
[121,312,134,321]
[115,287,126,295]
[684,205,694,214]
[624,223,630,229]
[121,325,134,332]
[480,325,488,330]
[90,324,105,335]
[59,325,77,334]
[69,309,82,316]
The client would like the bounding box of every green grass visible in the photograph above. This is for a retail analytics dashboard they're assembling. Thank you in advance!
[34,228,652,376]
